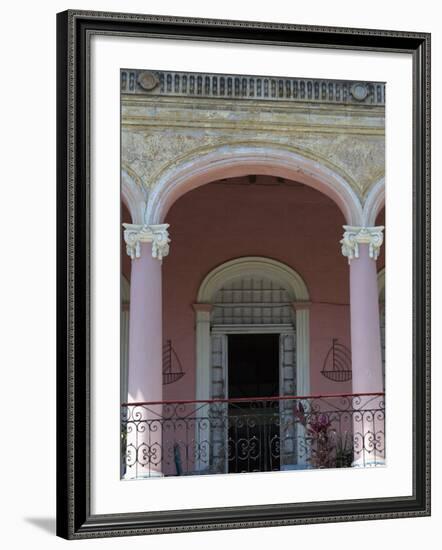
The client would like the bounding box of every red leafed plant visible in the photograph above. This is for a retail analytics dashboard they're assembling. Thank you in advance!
[294,402,343,469]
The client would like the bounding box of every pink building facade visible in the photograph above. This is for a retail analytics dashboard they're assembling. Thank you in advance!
[120,70,386,478]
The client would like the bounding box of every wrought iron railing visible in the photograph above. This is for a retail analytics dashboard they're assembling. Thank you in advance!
[121,393,385,479]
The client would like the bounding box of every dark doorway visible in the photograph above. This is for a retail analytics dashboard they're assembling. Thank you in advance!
[227,334,280,473]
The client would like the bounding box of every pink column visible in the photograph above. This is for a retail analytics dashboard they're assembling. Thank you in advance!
[127,244,163,403]
[349,243,383,394]
[341,226,385,467]
[123,224,170,479]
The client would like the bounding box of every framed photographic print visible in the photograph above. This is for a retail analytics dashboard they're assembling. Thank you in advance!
[56,10,430,539]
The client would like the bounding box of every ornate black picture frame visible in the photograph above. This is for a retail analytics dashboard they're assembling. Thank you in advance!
[56,10,430,539]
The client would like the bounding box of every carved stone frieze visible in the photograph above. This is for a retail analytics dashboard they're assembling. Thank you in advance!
[121,69,385,106]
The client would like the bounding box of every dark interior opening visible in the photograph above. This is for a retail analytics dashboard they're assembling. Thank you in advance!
[228,334,279,398]
[227,334,280,473]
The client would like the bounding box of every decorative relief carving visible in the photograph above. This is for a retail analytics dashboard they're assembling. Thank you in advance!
[350,83,369,101]
[138,71,160,91]
[122,131,384,200]
[121,69,385,106]
[340,226,384,263]
[123,223,170,260]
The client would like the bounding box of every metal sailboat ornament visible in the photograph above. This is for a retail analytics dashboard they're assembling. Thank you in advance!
[162,340,185,385]
[321,338,352,383]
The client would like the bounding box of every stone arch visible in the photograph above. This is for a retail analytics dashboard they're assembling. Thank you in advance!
[363,177,385,226]
[145,143,363,226]
[197,256,310,304]
[121,168,147,224]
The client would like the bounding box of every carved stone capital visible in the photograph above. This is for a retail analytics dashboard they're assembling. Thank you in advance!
[123,223,170,260]
[340,225,384,263]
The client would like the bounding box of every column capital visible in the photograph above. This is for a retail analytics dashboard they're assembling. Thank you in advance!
[123,223,170,260]
[340,225,384,263]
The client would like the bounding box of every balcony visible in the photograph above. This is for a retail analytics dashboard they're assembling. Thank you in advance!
[121,393,385,479]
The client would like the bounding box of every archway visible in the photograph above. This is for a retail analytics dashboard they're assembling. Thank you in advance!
[194,257,310,472]
[122,145,386,475]
[364,177,385,226]
[196,256,310,398]
[143,144,364,226]
[197,256,310,303]
[122,168,146,224]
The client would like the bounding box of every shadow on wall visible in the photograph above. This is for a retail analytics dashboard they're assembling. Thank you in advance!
[24,517,56,535]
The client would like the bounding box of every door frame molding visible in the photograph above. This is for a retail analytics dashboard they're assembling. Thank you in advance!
[211,326,296,473]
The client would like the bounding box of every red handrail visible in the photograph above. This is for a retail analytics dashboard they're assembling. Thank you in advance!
[121,392,384,407]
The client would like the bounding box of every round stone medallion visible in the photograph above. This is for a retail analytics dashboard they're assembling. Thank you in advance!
[350,82,369,101]
[138,71,159,91]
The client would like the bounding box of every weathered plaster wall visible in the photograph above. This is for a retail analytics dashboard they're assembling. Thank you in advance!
[122,95,385,202]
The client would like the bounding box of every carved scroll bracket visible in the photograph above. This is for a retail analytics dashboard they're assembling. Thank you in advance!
[340,225,384,263]
[123,223,170,260]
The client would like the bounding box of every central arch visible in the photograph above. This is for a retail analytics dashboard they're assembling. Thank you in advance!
[144,143,364,226]
[197,256,310,303]
[194,256,311,472]
[195,256,310,399]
